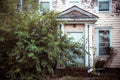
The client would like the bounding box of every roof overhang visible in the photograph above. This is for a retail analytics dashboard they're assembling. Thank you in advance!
[57,6,99,23]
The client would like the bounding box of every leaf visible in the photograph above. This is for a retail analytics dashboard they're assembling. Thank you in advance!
[0,37,4,41]
[31,39,35,44]
[47,65,54,74]
[36,63,41,72]
[14,68,20,73]
[58,59,63,65]
[41,60,47,67]
[16,55,20,60]
[17,58,24,63]
[29,44,37,51]
[27,53,34,57]
[16,42,22,46]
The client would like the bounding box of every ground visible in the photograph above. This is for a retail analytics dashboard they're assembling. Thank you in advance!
[47,68,120,80]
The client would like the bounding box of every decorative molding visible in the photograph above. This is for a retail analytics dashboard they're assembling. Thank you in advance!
[58,6,99,18]
[57,6,99,22]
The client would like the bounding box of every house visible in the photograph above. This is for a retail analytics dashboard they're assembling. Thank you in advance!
[39,0,120,68]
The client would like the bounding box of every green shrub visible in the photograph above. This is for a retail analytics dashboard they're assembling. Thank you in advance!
[0,1,86,80]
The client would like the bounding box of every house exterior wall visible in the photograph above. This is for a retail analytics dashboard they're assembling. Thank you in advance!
[39,0,120,67]
[44,0,120,60]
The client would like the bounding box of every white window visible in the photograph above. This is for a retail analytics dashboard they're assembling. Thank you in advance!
[97,29,112,55]
[40,2,50,12]
[97,0,112,13]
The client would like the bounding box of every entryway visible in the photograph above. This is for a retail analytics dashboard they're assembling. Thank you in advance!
[58,6,99,67]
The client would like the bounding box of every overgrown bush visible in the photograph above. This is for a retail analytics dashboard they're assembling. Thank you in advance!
[0,0,86,80]
[95,60,106,68]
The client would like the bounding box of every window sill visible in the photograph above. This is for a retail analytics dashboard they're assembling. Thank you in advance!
[98,11,111,13]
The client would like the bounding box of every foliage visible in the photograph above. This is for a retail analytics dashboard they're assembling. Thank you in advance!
[59,76,86,80]
[54,68,88,77]
[95,60,106,68]
[0,0,86,80]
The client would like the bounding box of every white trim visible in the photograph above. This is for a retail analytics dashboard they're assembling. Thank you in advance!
[59,7,95,17]
[89,24,93,67]
[57,18,98,21]
[96,29,99,56]
[61,24,64,36]
[97,0,112,13]
[85,23,94,67]
[85,23,89,67]
[110,29,112,47]
[49,0,52,11]
[57,21,95,24]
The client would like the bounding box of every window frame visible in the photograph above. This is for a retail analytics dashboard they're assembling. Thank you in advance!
[40,2,50,12]
[96,29,112,56]
[97,0,112,13]
[39,0,52,13]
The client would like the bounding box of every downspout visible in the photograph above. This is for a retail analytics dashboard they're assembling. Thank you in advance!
[88,25,90,67]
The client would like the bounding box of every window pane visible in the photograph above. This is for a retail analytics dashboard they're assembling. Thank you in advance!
[99,30,109,42]
[67,32,83,42]
[99,43,109,46]
[99,46,110,55]
[40,2,50,12]
[99,1,109,11]
[99,30,110,55]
